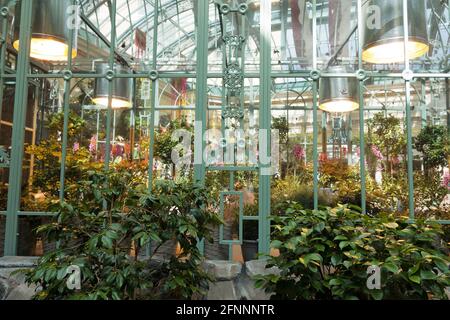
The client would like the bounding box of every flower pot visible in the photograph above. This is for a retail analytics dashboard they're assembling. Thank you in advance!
[242,240,258,261]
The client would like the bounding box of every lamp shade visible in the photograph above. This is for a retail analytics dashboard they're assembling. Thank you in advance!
[13,0,77,61]
[362,0,428,64]
[319,66,359,113]
[92,63,132,109]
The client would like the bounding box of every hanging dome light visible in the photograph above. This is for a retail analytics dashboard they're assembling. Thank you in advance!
[13,0,77,61]
[319,66,359,113]
[92,62,132,109]
[362,0,429,64]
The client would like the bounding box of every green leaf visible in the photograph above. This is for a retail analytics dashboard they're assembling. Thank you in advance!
[370,290,383,300]
[343,260,352,269]
[408,263,420,276]
[305,253,323,263]
[382,222,398,229]
[331,255,342,266]
[339,241,350,250]
[433,259,449,273]
[383,262,399,274]
[101,235,113,249]
[329,278,341,286]
[420,270,437,280]
[271,240,282,249]
[409,275,421,284]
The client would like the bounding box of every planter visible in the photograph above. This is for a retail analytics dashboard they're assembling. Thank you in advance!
[242,240,258,261]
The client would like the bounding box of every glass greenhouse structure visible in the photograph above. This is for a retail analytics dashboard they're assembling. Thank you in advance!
[0,0,448,301]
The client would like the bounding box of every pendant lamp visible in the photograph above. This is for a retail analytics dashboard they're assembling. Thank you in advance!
[13,0,77,61]
[319,66,359,113]
[92,62,132,109]
[362,0,429,64]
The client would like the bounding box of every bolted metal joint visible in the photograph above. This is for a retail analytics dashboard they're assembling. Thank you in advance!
[356,69,367,81]
[148,70,159,81]
[310,70,321,81]
[0,6,9,17]
[105,69,115,81]
[238,3,248,14]
[219,3,230,15]
[63,70,73,81]
[402,69,414,82]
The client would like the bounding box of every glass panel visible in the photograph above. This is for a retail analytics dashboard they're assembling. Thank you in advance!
[412,78,449,220]
[272,0,314,71]
[316,0,357,72]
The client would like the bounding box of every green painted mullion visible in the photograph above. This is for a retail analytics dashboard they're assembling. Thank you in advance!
[312,0,319,210]
[194,0,208,183]
[405,80,415,220]
[59,0,77,201]
[4,0,33,256]
[402,0,415,220]
[420,79,426,129]
[258,0,272,256]
[357,0,366,214]
[358,81,366,214]
[194,0,209,254]
[104,0,118,171]
[0,6,9,132]
[312,81,319,210]
[147,0,159,192]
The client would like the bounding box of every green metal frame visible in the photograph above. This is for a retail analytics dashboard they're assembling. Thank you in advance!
[219,191,244,245]
[1,0,449,257]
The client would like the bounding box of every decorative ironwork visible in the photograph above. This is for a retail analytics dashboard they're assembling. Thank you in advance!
[222,106,244,120]
[224,63,244,96]
[222,32,245,121]
[223,34,245,50]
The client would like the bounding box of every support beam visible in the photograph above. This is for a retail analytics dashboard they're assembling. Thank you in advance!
[258,0,272,256]
[4,0,33,256]
[194,0,209,254]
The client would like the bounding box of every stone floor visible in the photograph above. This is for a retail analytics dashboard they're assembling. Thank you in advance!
[203,260,280,300]
[0,256,39,300]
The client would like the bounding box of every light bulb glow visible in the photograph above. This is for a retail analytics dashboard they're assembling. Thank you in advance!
[13,37,77,62]
[92,97,132,109]
[319,100,359,113]
[362,39,428,64]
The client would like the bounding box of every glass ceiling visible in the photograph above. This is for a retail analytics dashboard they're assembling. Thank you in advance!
[75,0,449,74]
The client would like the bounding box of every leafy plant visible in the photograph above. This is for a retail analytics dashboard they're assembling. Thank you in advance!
[366,113,407,177]
[25,112,100,200]
[255,204,450,300]
[153,117,192,166]
[414,125,449,174]
[271,175,336,214]
[21,169,222,300]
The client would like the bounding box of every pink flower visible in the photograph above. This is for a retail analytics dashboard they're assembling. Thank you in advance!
[89,135,97,153]
[371,145,383,160]
[443,172,450,190]
[73,142,80,153]
[292,144,305,160]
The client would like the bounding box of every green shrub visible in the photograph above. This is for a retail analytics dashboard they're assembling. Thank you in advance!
[21,170,222,300]
[255,204,450,300]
